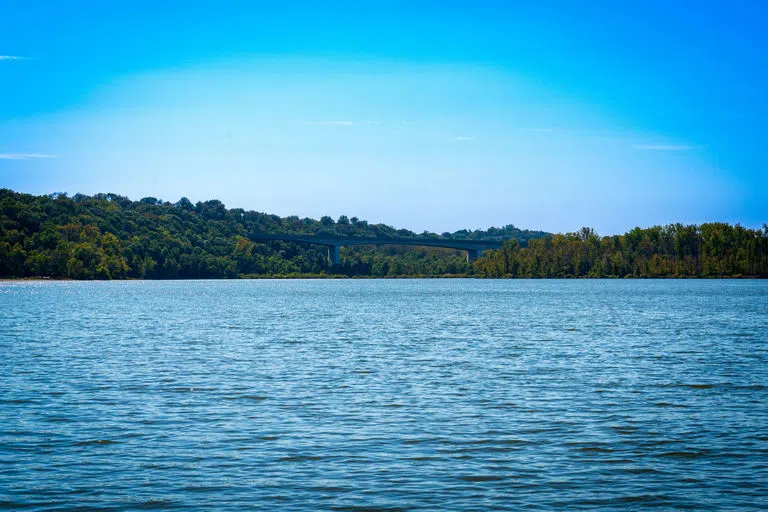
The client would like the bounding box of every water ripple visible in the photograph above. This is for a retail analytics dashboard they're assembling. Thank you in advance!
[1,279,767,510]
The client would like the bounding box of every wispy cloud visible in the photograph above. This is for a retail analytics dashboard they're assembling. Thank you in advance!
[0,153,57,160]
[0,55,27,61]
[453,136,474,141]
[527,128,555,133]
[632,144,696,151]
[305,121,380,126]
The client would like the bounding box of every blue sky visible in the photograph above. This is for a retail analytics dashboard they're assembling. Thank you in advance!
[1,1,766,234]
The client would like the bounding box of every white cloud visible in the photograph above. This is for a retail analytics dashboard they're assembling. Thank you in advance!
[632,144,696,151]
[453,136,474,141]
[0,153,57,160]
[0,55,26,61]
[305,121,380,126]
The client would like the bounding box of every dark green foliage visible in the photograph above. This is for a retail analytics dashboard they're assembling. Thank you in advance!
[0,189,548,279]
[442,224,549,246]
[475,224,768,278]
[8,188,759,280]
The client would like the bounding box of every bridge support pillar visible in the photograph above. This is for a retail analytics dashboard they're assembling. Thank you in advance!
[467,249,483,263]
[328,245,341,266]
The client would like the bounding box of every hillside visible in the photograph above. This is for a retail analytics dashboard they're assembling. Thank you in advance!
[0,189,549,279]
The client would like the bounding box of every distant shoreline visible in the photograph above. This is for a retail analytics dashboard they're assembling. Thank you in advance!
[1,275,764,282]
[2,190,766,280]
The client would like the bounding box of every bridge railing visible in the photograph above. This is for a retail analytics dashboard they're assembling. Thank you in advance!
[249,233,506,265]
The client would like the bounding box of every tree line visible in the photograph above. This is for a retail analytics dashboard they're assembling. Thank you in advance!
[2,189,764,279]
[474,225,768,278]
[0,189,546,279]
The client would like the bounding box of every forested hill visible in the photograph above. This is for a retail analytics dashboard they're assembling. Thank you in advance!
[0,189,549,279]
[2,189,764,279]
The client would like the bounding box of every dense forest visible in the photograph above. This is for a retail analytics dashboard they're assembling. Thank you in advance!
[0,189,547,279]
[475,225,768,278]
[1,189,765,279]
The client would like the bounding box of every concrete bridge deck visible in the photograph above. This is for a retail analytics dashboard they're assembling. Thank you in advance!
[250,233,504,265]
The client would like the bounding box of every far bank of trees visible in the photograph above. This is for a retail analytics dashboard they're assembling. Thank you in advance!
[474,225,768,278]
[0,189,545,279]
[1,189,765,279]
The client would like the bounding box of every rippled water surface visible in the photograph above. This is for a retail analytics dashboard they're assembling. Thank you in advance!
[2,279,767,510]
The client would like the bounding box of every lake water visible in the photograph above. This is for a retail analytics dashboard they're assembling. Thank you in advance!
[1,279,767,510]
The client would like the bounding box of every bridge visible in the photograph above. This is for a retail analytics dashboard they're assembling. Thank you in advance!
[250,233,505,265]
